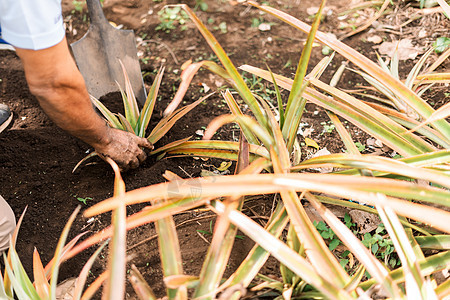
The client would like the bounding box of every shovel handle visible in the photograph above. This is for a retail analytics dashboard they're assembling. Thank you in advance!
[86,0,108,26]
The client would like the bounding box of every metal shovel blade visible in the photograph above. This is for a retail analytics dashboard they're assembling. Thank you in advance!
[70,0,146,104]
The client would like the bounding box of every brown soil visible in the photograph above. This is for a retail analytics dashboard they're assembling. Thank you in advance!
[0,0,448,298]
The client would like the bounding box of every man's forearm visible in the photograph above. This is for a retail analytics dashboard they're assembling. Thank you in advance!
[15,37,152,170]
[15,38,111,148]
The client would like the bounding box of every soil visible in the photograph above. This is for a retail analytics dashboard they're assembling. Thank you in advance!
[0,0,448,298]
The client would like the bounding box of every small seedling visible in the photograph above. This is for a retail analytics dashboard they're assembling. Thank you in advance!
[314,220,341,251]
[361,224,399,268]
[251,17,264,27]
[314,214,358,256]
[75,196,93,205]
[320,121,335,134]
[197,220,214,236]
[433,37,450,54]
[156,6,189,33]
[355,142,366,152]
[343,213,357,232]
[72,0,84,13]
[241,72,277,102]
[339,250,351,269]
[194,0,208,11]
[213,22,228,33]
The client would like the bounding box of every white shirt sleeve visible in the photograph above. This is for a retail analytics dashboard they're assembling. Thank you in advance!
[0,0,64,50]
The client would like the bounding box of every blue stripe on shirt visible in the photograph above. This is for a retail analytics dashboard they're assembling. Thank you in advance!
[0,25,10,45]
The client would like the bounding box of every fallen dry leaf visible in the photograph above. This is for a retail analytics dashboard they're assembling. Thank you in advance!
[258,23,271,31]
[305,137,320,149]
[349,210,381,234]
[367,138,383,148]
[367,35,383,44]
[55,277,77,300]
[306,6,336,16]
[377,39,421,60]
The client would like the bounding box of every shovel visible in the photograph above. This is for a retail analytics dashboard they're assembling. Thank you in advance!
[70,0,146,105]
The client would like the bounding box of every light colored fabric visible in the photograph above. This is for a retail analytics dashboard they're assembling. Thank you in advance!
[0,0,64,50]
[0,194,15,252]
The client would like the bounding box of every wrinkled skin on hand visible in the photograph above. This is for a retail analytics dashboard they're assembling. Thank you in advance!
[95,127,154,172]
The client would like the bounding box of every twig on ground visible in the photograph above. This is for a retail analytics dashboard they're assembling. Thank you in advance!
[340,0,391,40]
[245,205,267,227]
[178,165,193,178]
[139,39,179,64]
[197,231,211,244]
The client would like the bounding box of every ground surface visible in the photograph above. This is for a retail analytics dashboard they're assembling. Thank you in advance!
[0,0,448,298]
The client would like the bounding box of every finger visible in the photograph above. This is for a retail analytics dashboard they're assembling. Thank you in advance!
[115,159,129,172]
[99,153,128,172]
[137,149,147,163]
[129,157,140,169]
[137,137,154,150]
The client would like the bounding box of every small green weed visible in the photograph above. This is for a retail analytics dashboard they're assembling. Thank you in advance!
[433,37,450,54]
[314,213,357,252]
[361,224,399,268]
[195,0,208,11]
[241,72,277,102]
[315,215,399,269]
[72,0,84,13]
[355,142,366,153]
[75,195,93,205]
[251,17,264,27]
[213,22,228,33]
[156,6,189,33]
[314,220,341,251]
[320,121,335,134]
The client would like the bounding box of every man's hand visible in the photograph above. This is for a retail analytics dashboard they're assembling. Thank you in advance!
[95,128,154,171]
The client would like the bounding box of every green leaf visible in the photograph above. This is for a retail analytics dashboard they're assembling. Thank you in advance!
[90,96,123,130]
[344,213,351,224]
[5,247,40,300]
[329,239,340,251]
[118,61,139,129]
[267,66,285,128]
[282,0,327,151]
[433,37,450,53]
[371,243,379,254]
[137,66,165,137]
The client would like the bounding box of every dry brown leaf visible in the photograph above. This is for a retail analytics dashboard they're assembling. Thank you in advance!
[349,210,381,234]
[367,35,383,44]
[377,39,422,60]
